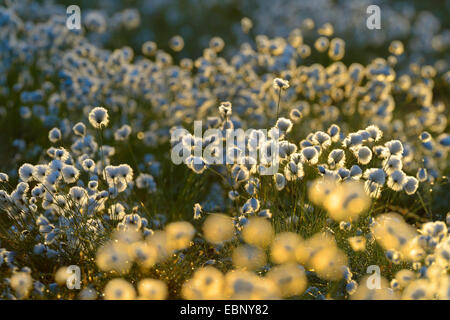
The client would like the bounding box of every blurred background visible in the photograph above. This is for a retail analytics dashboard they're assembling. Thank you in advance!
[11,0,450,63]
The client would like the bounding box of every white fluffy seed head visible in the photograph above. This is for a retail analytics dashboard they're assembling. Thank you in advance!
[356,146,372,165]
[403,176,419,195]
[48,128,62,143]
[114,125,132,141]
[385,140,404,157]
[19,163,34,182]
[387,170,406,191]
[273,78,290,91]
[88,107,109,129]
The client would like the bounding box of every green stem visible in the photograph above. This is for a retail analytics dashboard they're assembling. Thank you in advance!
[417,192,432,221]
[275,89,282,123]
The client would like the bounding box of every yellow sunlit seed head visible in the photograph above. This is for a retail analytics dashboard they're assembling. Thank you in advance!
[165,221,195,251]
[323,180,371,221]
[242,217,274,248]
[232,244,267,270]
[371,213,418,260]
[351,275,398,300]
[348,236,366,252]
[271,232,303,264]
[138,278,168,300]
[266,264,307,298]
[310,246,348,281]
[104,278,136,300]
[202,213,235,244]
[182,266,225,300]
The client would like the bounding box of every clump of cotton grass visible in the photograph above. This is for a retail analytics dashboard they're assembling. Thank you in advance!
[54,266,75,286]
[349,165,363,180]
[185,156,208,174]
[232,244,267,270]
[387,170,407,191]
[275,117,293,136]
[312,131,331,149]
[327,124,340,142]
[346,280,358,295]
[416,168,428,182]
[310,178,371,221]
[78,287,98,300]
[193,203,202,220]
[385,140,404,157]
[348,236,366,252]
[114,125,132,141]
[314,36,329,52]
[354,146,372,165]
[279,141,297,159]
[284,160,304,181]
[401,280,433,300]
[10,271,33,299]
[394,269,416,290]
[48,127,62,143]
[363,168,386,198]
[301,146,320,165]
[419,131,432,143]
[351,275,398,300]
[339,221,351,231]
[138,279,168,300]
[61,165,80,184]
[273,78,290,91]
[328,149,346,168]
[308,177,337,204]
[209,37,225,52]
[373,145,390,159]
[165,221,195,251]
[297,232,348,281]
[169,35,184,52]
[218,101,232,118]
[271,232,302,264]
[343,132,364,149]
[202,214,235,245]
[104,278,136,300]
[182,266,225,300]
[383,155,403,175]
[73,122,86,136]
[289,108,303,122]
[18,163,34,182]
[142,41,157,56]
[328,37,345,61]
[82,158,96,172]
[364,168,386,186]
[242,217,274,248]
[241,17,253,33]
[370,213,418,261]
[403,176,419,195]
[230,271,281,299]
[96,241,132,274]
[266,264,307,298]
[0,172,8,182]
[88,107,109,129]
[274,172,287,190]
[365,125,383,142]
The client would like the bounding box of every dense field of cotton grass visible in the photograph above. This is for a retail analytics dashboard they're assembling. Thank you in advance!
[0,0,449,300]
